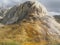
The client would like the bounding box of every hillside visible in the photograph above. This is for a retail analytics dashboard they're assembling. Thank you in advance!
[54,15,60,23]
[0,1,60,45]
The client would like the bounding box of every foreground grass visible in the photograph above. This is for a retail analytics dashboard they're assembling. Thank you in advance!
[0,22,60,45]
[0,42,19,45]
[0,39,20,45]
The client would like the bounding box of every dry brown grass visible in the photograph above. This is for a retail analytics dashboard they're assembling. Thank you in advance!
[0,21,59,45]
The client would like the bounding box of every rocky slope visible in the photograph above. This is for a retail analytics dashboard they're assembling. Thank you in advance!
[0,1,60,45]
[54,15,60,23]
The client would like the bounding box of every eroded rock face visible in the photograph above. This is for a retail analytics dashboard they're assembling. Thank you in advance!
[0,1,60,45]
[1,1,48,24]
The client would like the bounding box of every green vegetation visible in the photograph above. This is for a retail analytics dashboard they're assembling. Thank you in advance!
[0,40,20,45]
[0,42,19,45]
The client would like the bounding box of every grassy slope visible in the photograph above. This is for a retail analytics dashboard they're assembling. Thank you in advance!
[0,20,60,45]
[0,21,47,45]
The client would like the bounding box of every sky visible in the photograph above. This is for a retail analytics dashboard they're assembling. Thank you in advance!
[39,0,60,12]
[0,0,60,15]
[39,0,60,15]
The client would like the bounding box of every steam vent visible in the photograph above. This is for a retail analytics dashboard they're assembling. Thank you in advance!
[0,1,60,45]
